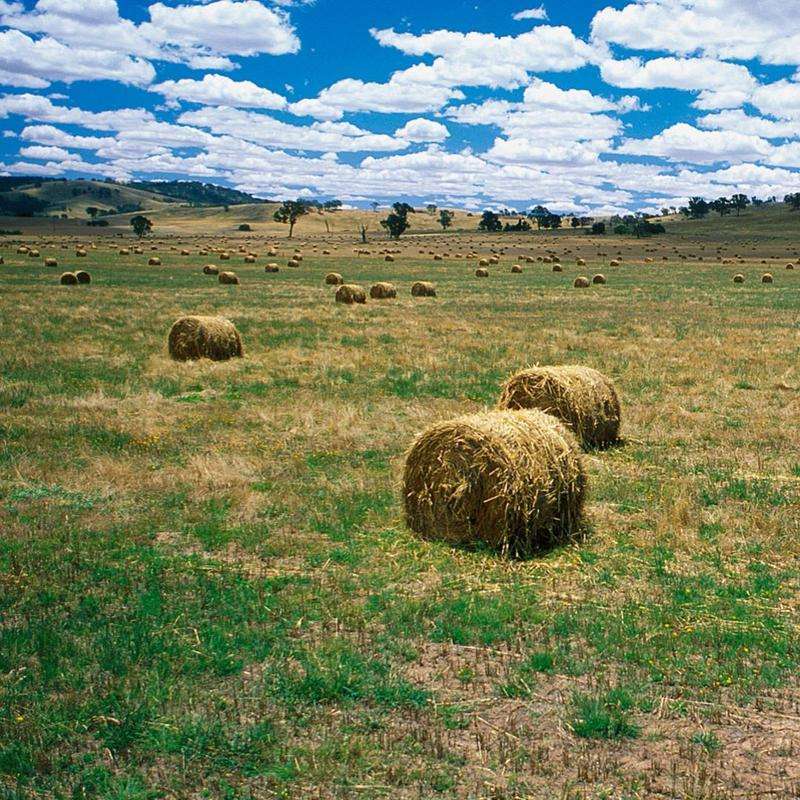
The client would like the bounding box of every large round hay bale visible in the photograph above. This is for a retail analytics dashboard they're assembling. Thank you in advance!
[148,257,161,266]
[499,365,621,448]
[787,263,795,270]
[574,276,590,288]
[475,267,489,277]
[335,284,367,304]
[287,258,300,268]
[325,272,343,285]
[411,281,436,297]
[168,315,243,361]
[762,273,774,284]
[60,272,78,285]
[733,273,745,284]
[264,263,280,273]
[219,271,239,285]
[44,257,58,267]
[385,254,395,262]
[552,263,563,273]
[403,409,586,557]
[244,255,256,263]
[203,264,219,275]
[75,270,91,284]
[370,282,397,299]
[592,273,606,285]
[511,264,522,274]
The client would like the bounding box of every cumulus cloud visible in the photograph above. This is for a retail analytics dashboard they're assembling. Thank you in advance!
[394,118,449,143]
[513,6,548,21]
[152,74,287,109]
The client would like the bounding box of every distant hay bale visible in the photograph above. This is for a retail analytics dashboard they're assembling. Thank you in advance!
[609,259,620,267]
[264,263,280,273]
[29,249,40,258]
[577,258,586,266]
[733,274,745,284]
[75,270,91,284]
[592,274,606,285]
[181,249,190,256]
[203,264,219,275]
[119,248,130,255]
[762,273,774,284]
[511,264,522,273]
[499,365,621,449]
[60,272,78,285]
[552,264,563,272]
[786,263,795,270]
[244,255,256,263]
[370,282,397,299]
[434,254,443,261]
[75,249,87,258]
[385,255,395,262]
[219,271,239,285]
[16,246,28,254]
[402,409,586,557]
[325,272,344,285]
[287,259,300,268]
[478,258,489,267]
[168,315,243,362]
[148,257,161,266]
[44,258,58,267]
[411,281,436,297]
[335,284,367,304]
[574,276,590,287]
[475,267,489,277]
[220,253,230,261]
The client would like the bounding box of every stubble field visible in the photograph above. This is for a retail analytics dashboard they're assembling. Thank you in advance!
[1,214,800,799]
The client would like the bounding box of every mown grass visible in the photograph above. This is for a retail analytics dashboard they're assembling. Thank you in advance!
[1,223,799,798]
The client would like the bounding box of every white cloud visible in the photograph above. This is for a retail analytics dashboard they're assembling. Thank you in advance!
[513,6,548,21]
[152,74,287,109]
[394,118,449,143]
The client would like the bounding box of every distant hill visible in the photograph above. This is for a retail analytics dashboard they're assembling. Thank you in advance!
[126,181,268,207]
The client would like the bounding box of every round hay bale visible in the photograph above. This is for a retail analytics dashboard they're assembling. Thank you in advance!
[576,258,586,266]
[325,272,344,285]
[168,315,243,362]
[403,409,586,557]
[592,274,606,285]
[478,258,489,267]
[574,276,590,288]
[762,273,774,284]
[475,267,489,277]
[59,272,78,285]
[203,264,219,275]
[385,254,395,262]
[44,258,58,267]
[335,284,367,304]
[733,273,745,284]
[499,365,621,449]
[29,249,40,258]
[609,259,620,267]
[552,263,563,273]
[75,250,87,258]
[244,255,256,263]
[219,271,239,285]
[370,282,397,299]
[148,257,161,266]
[119,248,130,255]
[264,263,280,273]
[287,259,300,268]
[511,264,523,273]
[220,252,230,261]
[786,263,795,270]
[75,270,91,284]
[411,281,436,297]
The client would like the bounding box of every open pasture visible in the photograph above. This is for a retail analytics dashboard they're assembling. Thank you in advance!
[1,221,800,799]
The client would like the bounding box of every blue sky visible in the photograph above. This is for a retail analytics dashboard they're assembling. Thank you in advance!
[1,0,799,214]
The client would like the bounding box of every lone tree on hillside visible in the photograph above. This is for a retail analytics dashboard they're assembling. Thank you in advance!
[439,209,454,230]
[86,206,99,220]
[273,200,309,239]
[731,193,749,215]
[130,214,153,238]
[478,210,502,232]
[380,202,414,239]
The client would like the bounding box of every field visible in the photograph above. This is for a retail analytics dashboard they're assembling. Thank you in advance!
[1,208,800,799]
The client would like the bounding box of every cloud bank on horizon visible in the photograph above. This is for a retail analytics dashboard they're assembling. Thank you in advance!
[1,0,800,215]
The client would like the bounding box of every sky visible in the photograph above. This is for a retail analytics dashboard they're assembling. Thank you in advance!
[1,0,800,215]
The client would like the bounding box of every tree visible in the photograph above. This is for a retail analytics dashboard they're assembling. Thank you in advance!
[527,204,550,229]
[478,210,502,232]
[323,199,342,211]
[130,214,152,238]
[86,206,99,220]
[731,194,749,216]
[380,202,412,239]
[273,200,309,238]
[686,197,710,219]
[438,209,454,230]
[571,217,581,228]
[370,201,379,213]
[426,203,438,216]
[784,193,800,210]
[589,221,606,235]
[711,197,731,216]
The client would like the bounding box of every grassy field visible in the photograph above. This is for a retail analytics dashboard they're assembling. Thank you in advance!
[1,209,800,799]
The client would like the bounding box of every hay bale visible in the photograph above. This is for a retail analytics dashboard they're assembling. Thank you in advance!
[203,264,219,275]
[385,255,395,262]
[219,271,239,285]
[44,258,58,267]
[511,264,522,273]
[592,274,606,285]
[148,257,161,266]
[244,255,256,263]
[60,272,78,285]
[119,248,130,255]
[574,276,590,288]
[478,258,489,267]
[287,259,300,268]
[733,273,745,283]
[786,263,795,270]
[220,253,230,261]
[325,272,344,285]
[411,281,436,297]
[335,284,367,304]
[75,270,91,284]
[370,282,397,299]
[762,273,774,284]
[610,259,621,267]
[168,315,243,361]
[264,263,280,273]
[499,365,621,448]
[552,264,563,272]
[475,267,489,277]
[402,409,585,557]
[577,258,586,266]
[76,250,87,258]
